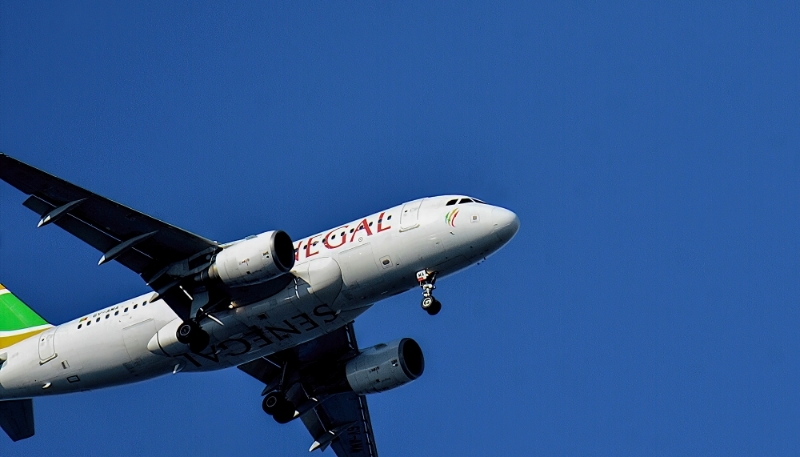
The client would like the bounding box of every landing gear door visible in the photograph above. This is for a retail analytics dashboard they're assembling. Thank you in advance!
[399,199,424,231]
[38,327,57,364]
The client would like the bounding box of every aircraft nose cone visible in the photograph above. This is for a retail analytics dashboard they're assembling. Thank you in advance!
[491,207,520,244]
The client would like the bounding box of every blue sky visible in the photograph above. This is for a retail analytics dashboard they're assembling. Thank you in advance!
[1,1,799,455]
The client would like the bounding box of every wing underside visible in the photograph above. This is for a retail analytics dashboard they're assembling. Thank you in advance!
[238,323,379,457]
[0,153,230,319]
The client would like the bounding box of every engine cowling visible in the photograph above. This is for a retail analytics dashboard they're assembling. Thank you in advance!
[208,230,295,287]
[345,339,424,395]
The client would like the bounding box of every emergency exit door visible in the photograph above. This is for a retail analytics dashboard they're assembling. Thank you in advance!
[38,327,57,364]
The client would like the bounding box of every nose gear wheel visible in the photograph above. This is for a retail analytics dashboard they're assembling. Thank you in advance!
[421,296,442,315]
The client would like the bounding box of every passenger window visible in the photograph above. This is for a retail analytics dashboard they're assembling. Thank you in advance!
[446,199,458,206]
[387,215,392,220]
[78,324,82,329]
[368,222,373,227]
[459,198,472,204]
[124,307,129,312]
[331,234,336,239]
[115,311,119,316]
[105,315,109,319]
[95,318,100,323]
[142,301,147,307]
[87,321,91,326]
[133,304,138,310]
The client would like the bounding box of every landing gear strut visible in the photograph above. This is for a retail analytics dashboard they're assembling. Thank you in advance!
[417,270,441,315]
[176,320,210,353]
[262,391,296,424]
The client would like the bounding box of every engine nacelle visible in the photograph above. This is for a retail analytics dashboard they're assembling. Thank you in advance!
[345,339,424,395]
[208,230,295,287]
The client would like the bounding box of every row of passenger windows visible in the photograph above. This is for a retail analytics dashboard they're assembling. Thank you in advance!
[299,214,393,249]
[446,197,486,206]
[76,301,147,329]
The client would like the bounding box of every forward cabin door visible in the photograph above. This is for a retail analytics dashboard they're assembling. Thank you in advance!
[399,199,424,231]
[37,327,57,364]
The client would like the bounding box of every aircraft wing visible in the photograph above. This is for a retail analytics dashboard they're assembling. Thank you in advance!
[301,392,378,457]
[238,323,379,457]
[0,153,220,319]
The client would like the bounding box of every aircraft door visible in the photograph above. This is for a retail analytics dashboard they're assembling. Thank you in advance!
[399,199,424,231]
[37,327,57,364]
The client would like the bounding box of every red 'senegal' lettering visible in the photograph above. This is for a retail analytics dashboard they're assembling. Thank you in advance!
[294,241,302,262]
[305,236,321,258]
[377,211,391,233]
[349,218,373,242]
[324,226,348,250]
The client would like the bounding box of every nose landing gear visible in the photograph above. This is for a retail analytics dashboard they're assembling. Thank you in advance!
[417,270,442,315]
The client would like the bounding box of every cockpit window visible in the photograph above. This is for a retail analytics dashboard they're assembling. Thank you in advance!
[459,198,473,204]
[446,199,458,206]
[473,199,486,204]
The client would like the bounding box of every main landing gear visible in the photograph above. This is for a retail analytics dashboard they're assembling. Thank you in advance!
[262,391,297,424]
[417,270,442,316]
[176,320,210,353]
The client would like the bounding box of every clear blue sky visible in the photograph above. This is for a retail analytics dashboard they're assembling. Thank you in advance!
[1,2,799,456]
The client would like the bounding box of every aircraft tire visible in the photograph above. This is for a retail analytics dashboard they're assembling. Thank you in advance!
[188,329,210,353]
[425,299,442,316]
[272,400,296,424]
[262,392,284,415]
[176,321,196,344]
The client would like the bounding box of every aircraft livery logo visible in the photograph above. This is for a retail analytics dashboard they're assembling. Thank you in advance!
[445,208,459,227]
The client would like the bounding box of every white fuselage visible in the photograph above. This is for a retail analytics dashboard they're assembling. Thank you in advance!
[0,196,519,399]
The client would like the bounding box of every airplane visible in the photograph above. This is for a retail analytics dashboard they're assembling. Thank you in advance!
[0,153,519,455]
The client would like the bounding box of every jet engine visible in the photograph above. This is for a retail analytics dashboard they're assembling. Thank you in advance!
[207,230,295,287]
[345,339,425,394]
